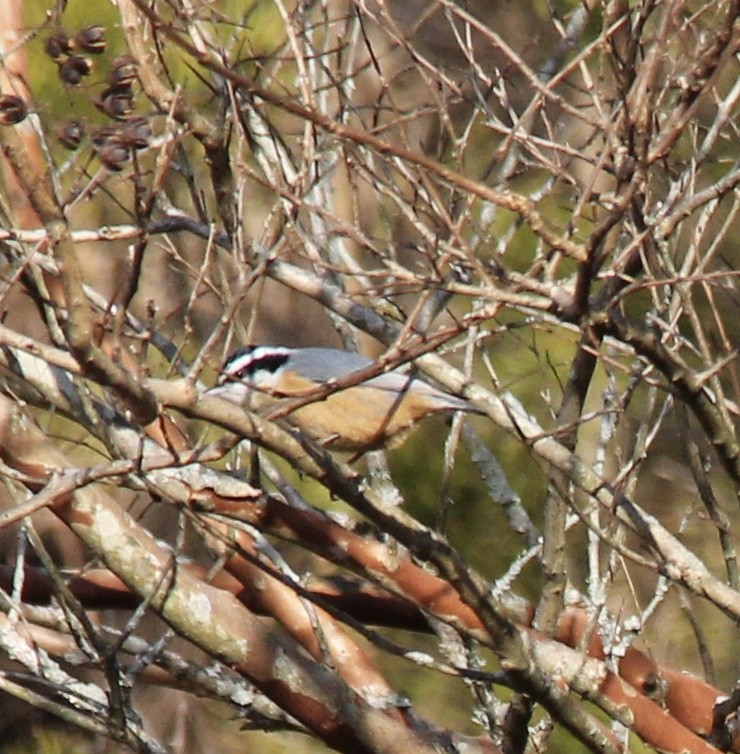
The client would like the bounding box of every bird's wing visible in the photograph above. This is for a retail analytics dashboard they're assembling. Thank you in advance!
[287,348,374,383]
[290,348,475,412]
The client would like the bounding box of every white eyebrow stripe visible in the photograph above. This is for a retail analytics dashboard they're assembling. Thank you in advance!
[224,346,291,377]
[247,346,290,362]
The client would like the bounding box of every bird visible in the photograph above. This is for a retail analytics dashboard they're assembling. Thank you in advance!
[211,344,481,452]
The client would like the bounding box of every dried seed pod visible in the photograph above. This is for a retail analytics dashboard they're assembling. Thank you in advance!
[75,25,106,54]
[121,117,152,149]
[107,55,137,89]
[45,31,72,60]
[95,142,130,171]
[91,124,119,147]
[102,80,132,98]
[0,95,27,125]
[60,55,93,86]
[96,88,134,120]
[58,120,85,149]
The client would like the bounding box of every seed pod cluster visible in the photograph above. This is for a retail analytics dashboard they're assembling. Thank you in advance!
[95,56,139,121]
[91,117,152,170]
[91,54,151,169]
[45,26,153,169]
[45,26,107,86]
[92,126,131,171]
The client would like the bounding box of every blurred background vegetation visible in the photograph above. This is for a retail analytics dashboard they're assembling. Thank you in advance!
[0,0,737,752]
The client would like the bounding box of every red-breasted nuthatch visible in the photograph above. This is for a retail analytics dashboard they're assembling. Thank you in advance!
[212,345,481,451]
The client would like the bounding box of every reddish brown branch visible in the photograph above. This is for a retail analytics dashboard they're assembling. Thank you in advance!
[3,502,731,753]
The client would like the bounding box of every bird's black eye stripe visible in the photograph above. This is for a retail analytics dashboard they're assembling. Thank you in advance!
[221,348,291,384]
[236,352,289,378]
